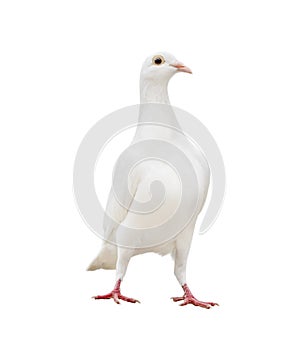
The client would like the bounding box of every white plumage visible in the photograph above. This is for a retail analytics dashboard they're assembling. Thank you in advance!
[88,52,218,308]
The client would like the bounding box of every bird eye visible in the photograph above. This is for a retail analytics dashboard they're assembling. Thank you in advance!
[152,55,165,65]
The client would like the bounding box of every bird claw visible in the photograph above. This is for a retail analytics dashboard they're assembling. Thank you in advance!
[171,296,185,302]
[92,279,140,304]
[179,297,218,308]
[172,295,218,308]
[92,291,140,304]
[172,284,219,309]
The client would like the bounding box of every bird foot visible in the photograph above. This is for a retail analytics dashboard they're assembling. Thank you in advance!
[92,279,140,304]
[171,284,219,309]
[93,291,140,304]
[171,296,218,308]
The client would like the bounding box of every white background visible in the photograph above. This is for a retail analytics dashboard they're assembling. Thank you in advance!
[1,0,300,349]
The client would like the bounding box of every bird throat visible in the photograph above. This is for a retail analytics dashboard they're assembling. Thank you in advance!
[135,78,182,141]
[140,80,170,104]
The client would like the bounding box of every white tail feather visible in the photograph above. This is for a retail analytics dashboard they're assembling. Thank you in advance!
[87,243,117,271]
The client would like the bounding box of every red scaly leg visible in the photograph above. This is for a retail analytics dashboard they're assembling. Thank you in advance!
[92,279,140,304]
[171,284,219,309]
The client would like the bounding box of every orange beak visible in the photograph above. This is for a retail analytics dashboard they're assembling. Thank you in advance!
[170,62,192,74]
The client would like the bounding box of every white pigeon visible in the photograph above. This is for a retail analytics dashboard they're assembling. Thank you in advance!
[88,52,218,308]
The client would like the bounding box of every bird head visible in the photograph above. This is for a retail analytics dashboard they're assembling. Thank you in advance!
[141,52,192,83]
[140,52,192,103]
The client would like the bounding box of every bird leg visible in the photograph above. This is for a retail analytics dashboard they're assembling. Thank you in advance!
[92,279,140,304]
[171,284,219,309]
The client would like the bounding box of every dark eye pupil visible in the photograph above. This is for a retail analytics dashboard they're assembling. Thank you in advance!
[154,57,162,65]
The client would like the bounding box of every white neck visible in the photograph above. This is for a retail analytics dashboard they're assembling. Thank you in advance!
[133,78,182,141]
[140,79,170,104]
